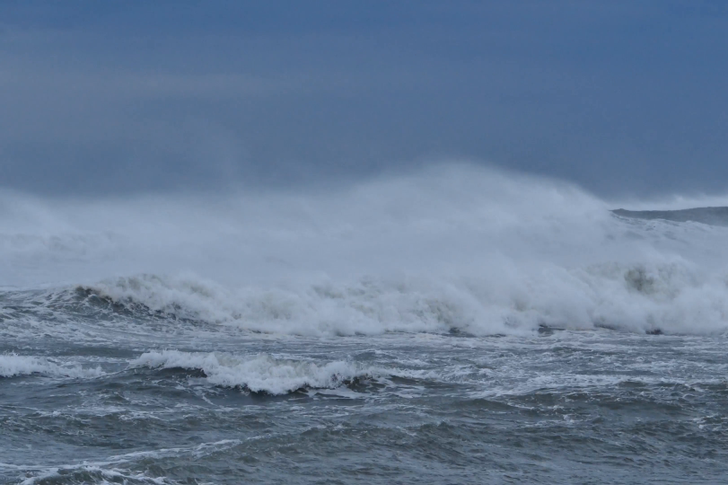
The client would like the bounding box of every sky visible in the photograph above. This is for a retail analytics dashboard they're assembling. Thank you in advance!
[0,0,726,198]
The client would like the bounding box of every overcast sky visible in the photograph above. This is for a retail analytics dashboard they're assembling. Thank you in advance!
[1,0,726,197]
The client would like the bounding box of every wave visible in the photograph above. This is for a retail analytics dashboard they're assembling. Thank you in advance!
[9,242,728,337]
[13,440,243,485]
[4,164,728,336]
[130,350,380,394]
[613,207,728,226]
[0,354,103,379]
[14,258,725,337]
[18,466,173,485]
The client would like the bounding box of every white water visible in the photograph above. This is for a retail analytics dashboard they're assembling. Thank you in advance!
[131,350,379,394]
[0,354,103,379]
[3,164,728,336]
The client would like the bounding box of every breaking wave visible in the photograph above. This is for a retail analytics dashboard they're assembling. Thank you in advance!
[60,261,728,336]
[0,354,103,379]
[131,350,379,394]
[3,164,728,336]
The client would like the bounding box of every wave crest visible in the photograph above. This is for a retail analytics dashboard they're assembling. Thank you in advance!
[0,354,103,379]
[130,350,378,395]
[58,261,728,337]
[5,166,728,337]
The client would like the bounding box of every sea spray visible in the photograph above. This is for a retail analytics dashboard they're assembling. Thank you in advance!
[3,164,728,336]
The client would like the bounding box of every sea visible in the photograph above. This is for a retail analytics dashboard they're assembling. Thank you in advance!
[2,166,727,484]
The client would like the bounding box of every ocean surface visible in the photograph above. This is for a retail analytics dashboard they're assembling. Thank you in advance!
[2,166,728,484]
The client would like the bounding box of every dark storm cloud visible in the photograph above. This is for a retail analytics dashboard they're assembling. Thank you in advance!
[0,0,727,196]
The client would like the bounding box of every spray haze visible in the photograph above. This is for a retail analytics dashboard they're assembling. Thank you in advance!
[3,164,728,336]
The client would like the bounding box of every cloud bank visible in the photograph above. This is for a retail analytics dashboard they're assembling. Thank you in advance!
[1,1,727,196]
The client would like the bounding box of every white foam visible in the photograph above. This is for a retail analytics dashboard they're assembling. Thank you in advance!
[75,259,728,336]
[130,350,379,394]
[18,466,170,485]
[8,439,243,485]
[0,354,104,379]
[3,164,728,335]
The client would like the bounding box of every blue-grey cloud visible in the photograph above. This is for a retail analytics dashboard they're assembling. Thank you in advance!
[1,0,727,196]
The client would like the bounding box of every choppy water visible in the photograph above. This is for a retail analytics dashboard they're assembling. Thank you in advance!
[3,166,728,483]
[2,303,728,484]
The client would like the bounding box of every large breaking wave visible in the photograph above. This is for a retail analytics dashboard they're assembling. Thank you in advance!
[3,164,728,336]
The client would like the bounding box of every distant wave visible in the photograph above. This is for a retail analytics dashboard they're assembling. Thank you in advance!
[613,207,728,226]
